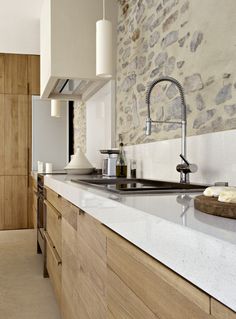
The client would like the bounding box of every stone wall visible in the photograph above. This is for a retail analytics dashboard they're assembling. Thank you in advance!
[73,101,86,153]
[116,0,236,145]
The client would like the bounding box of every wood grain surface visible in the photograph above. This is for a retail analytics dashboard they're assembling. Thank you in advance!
[194,195,236,219]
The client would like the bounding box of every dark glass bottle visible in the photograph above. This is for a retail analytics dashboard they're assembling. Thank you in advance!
[116,143,127,178]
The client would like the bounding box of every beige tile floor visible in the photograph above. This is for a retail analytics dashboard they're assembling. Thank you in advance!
[0,229,61,319]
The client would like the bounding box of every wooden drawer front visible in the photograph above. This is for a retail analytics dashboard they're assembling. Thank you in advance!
[106,230,211,319]
[211,299,236,319]
[45,232,62,306]
[46,187,63,213]
[78,211,107,263]
[61,217,78,319]
[61,243,78,319]
[61,217,91,319]
[108,268,157,319]
[46,187,80,220]
[45,199,62,257]
[76,235,107,319]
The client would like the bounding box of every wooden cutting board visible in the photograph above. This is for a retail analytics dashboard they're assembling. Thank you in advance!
[194,195,236,219]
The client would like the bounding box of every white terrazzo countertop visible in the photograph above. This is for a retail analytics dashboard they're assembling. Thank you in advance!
[44,174,236,312]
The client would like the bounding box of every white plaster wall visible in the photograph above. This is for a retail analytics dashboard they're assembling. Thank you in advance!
[124,129,236,186]
[0,0,43,54]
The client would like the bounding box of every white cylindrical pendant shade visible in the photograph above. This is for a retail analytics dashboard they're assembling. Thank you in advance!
[51,99,61,117]
[96,19,113,78]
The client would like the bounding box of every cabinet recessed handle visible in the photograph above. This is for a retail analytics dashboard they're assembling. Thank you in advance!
[79,209,85,216]
[44,199,62,219]
[57,194,62,199]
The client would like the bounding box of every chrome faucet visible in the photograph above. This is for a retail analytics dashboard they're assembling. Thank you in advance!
[145,76,197,183]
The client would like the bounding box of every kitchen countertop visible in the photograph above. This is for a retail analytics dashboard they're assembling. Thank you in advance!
[44,174,236,312]
[31,170,66,181]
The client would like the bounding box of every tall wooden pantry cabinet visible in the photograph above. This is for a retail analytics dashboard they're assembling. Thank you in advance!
[0,53,40,230]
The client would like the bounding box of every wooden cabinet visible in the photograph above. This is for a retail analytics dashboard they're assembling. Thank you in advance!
[0,54,4,93]
[47,190,107,319]
[4,54,28,94]
[4,94,28,175]
[107,267,157,319]
[45,232,62,305]
[0,175,28,230]
[0,53,40,230]
[45,188,236,319]
[45,199,62,257]
[61,205,78,319]
[28,55,40,95]
[107,230,211,319]
[211,299,236,319]
[77,211,107,319]
[0,94,4,175]
[0,177,4,229]
[4,176,28,229]
[45,189,63,308]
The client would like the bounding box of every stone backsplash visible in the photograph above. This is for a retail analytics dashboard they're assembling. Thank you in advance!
[116,0,236,145]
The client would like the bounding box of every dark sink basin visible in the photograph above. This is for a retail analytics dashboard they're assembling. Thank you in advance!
[71,177,207,194]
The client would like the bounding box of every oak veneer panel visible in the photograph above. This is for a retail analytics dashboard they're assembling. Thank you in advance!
[106,230,211,319]
[4,176,28,229]
[0,54,4,93]
[74,289,92,319]
[61,248,78,319]
[211,299,236,319]
[46,187,79,222]
[0,177,4,229]
[61,216,78,319]
[76,234,107,319]
[4,54,28,94]
[108,310,116,319]
[108,268,158,319]
[77,211,107,263]
[45,200,62,257]
[0,95,4,175]
[27,99,33,228]
[4,95,28,175]
[45,232,62,306]
[27,55,40,95]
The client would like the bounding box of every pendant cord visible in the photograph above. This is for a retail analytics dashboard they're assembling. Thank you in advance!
[103,0,106,20]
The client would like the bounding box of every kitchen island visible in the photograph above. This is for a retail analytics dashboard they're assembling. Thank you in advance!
[44,174,236,318]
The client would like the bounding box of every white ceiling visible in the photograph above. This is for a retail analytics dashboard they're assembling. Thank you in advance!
[0,0,44,54]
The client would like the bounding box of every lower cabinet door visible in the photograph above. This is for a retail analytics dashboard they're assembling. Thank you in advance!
[107,268,157,319]
[107,231,211,319]
[2,176,28,230]
[45,199,62,257]
[211,299,236,319]
[45,231,62,306]
[61,217,78,319]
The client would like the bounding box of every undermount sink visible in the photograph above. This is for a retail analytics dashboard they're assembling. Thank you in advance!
[71,177,207,195]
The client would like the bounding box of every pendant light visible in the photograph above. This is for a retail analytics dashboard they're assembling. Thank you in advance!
[51,99,61,118]
[96,0,113,78]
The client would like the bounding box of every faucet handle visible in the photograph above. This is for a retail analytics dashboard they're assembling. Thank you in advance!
[180,154,190,165]
[177,155,198,175]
